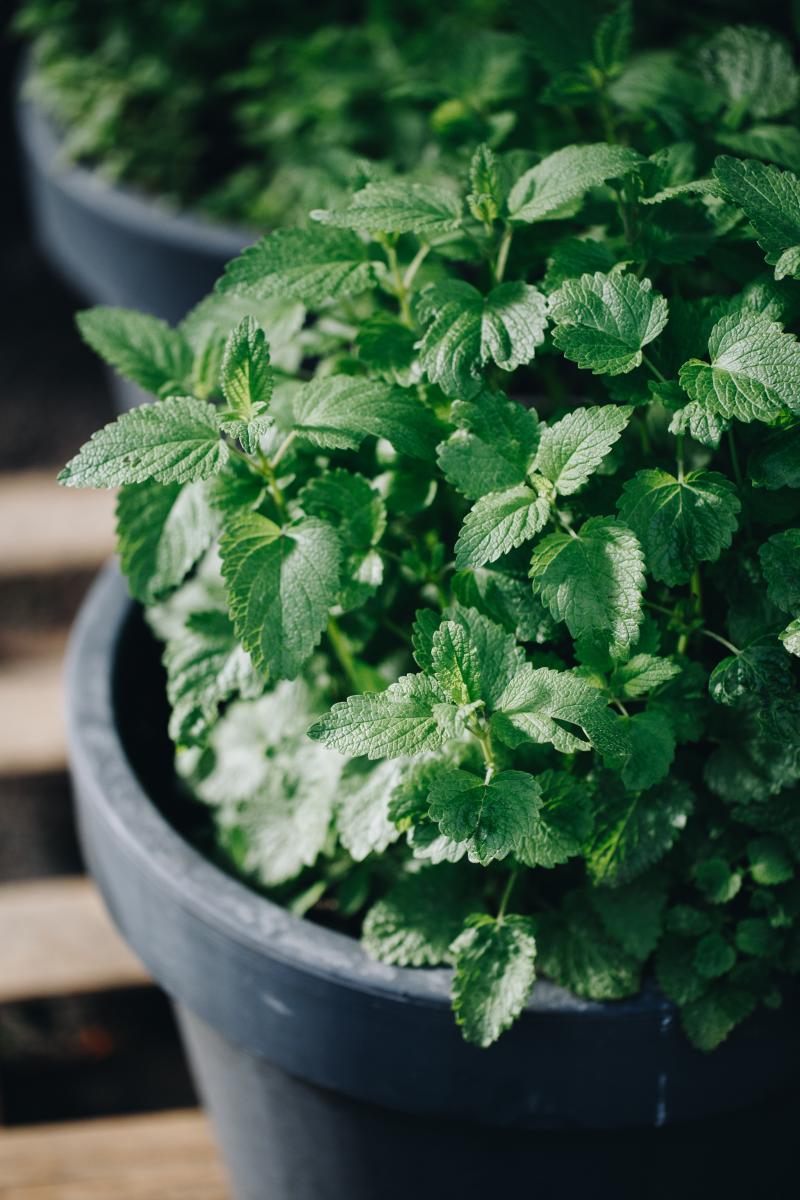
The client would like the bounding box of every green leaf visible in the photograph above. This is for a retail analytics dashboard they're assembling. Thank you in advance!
[217,227,381,307]
[453,566,557,644]
[609,654,681,700]
[542,237,616,292]
[694,858,742,904]
[362,866,480,967]
[748,426,800,490]
[430,621,482,706]
[454,481,552,570]
[535,404,632,495]
[411,609,440,673]
[759,530,800,612]
[717,125,800,173]
[293,376,441,459]
[516,769,594,868]
[590,875,667,960]
[701,26,798,121]
[508,143,641,223]
[448,607,526,710]
[163,609,264,747]
[780,617,800,656]
[220,512,341,680]
[313,181,463,236]
[748,835,795,885]
[428,768,543,865]
[436,392,541,501]
[218,316,274,453]
[620,710,675,792]
[308,673,452,759]
[694,933,736,980]
[735,917,782,958]
[451,914,537,1047]
[535,890,641,1000]
[708,638,792,709]
[587,778,693,887]
[529,516,645,660]
[667,400,729,449]
[679,311,800,423]
[417,281,547,399]
[549,271,669,375]
[58,396,226,488]
[491,665,627,758]
[116,480,216,605]
[617,468,740,585]
[298,469,386,608]
[355,314,418,383]
[713,156,800,276]
[335,761,404,862]
[76,307,191,395]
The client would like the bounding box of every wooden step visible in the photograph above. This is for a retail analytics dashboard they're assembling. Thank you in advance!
[0,878,149,1004]
[0,652,66,777]
[0,1109,228,1199]
[0,471,115,578]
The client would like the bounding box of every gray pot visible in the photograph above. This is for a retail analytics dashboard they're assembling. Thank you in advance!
[66,564,800,1200]
[15,83,255,410]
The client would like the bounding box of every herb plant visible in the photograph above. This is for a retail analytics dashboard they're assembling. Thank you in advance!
[61,10,800,1050]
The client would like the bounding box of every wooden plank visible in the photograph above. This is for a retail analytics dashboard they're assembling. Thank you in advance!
[0,653,66,776]
[0,471,115,577]
[0,1109,228,1199]
[0,878,149,1004]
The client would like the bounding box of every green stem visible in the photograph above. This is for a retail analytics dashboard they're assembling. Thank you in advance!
[497,868,518,923]
[271,430,297,469]
[554,507,580,539]
[727,427,744,490]
[494,225,513,284]
[382,238,414,327]
[613,699,630,718]
[676,433,685,483]
[403,243,431,291]
[698,628,740,656]
[326,617,365,694]
[642,352,667,384]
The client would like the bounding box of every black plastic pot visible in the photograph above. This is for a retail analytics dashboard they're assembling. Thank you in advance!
[15,86,255,410]
[67,564,800,1200]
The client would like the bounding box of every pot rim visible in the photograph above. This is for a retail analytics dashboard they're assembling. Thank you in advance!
[15,70,257,260]
[67,560,670,1021]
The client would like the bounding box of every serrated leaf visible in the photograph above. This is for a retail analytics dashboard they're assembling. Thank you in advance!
[535,890,640,1000]
[163,608,264,747]
[620,710,675,792]
[748,425,800,490]
[587,778,693,887]
[549,272,668,376]
[430,622,482,706]
[700,26,798,121]
[59,396,226,488]
[508,143,641,223]
[451,914,537,1047]
[355,314,418,383]
[116,480,216,605]
[708,638,792,709]
[336,761,404,862]
[716,125,800,173]
[293,376,441,459]
[313,181,463,236]
[780,617,800,656]
[516,769,594,868]
[220,512,341,680]
[535,404,632,495]
[529,516,645,660]
[217,227,381,306]
[679,311,800,423]
[713,156,800,276]
[362,866,479,967]
[590,875,666,960]
[411,608,440,673]
[436,392,541,500]
[491,664,627,758]
[218,316,273,453]
[76,307,191,395]
[680,981,757,1051]
[542,237,617,292]
[428,769,542,866]
[617,468,740,586]
[610,654,681,700]
[448,607,526,710]
[298,469,386,608]
[454,482,552,570]
[667,401,729,449]
[417,281,547,399]
[453,566,557,644]
[759,530,800,612]
[308,673,452,759]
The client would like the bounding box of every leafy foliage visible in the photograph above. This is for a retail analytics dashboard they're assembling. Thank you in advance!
[61,6,800,1053]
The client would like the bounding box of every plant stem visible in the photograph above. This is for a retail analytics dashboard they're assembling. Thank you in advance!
[613,699,630,718]
[675,433,685,483]
[642,352,667,384]
[403,243,431,291]
[326,617,365,694]
[698,628,740,656]
[497,868,518,922]
[554,507,579,539]
[494,225,513,284]
[271,430,297,469]
[727,427,744,490]
[382,238,414,327]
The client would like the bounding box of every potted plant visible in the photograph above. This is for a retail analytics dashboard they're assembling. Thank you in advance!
[14,1,519,325]
[62,11,800,1199]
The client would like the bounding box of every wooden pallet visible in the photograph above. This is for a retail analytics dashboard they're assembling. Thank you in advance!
[0,471,230,1197]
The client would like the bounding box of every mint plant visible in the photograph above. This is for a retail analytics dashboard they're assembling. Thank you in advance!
[61,12,800,1051]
